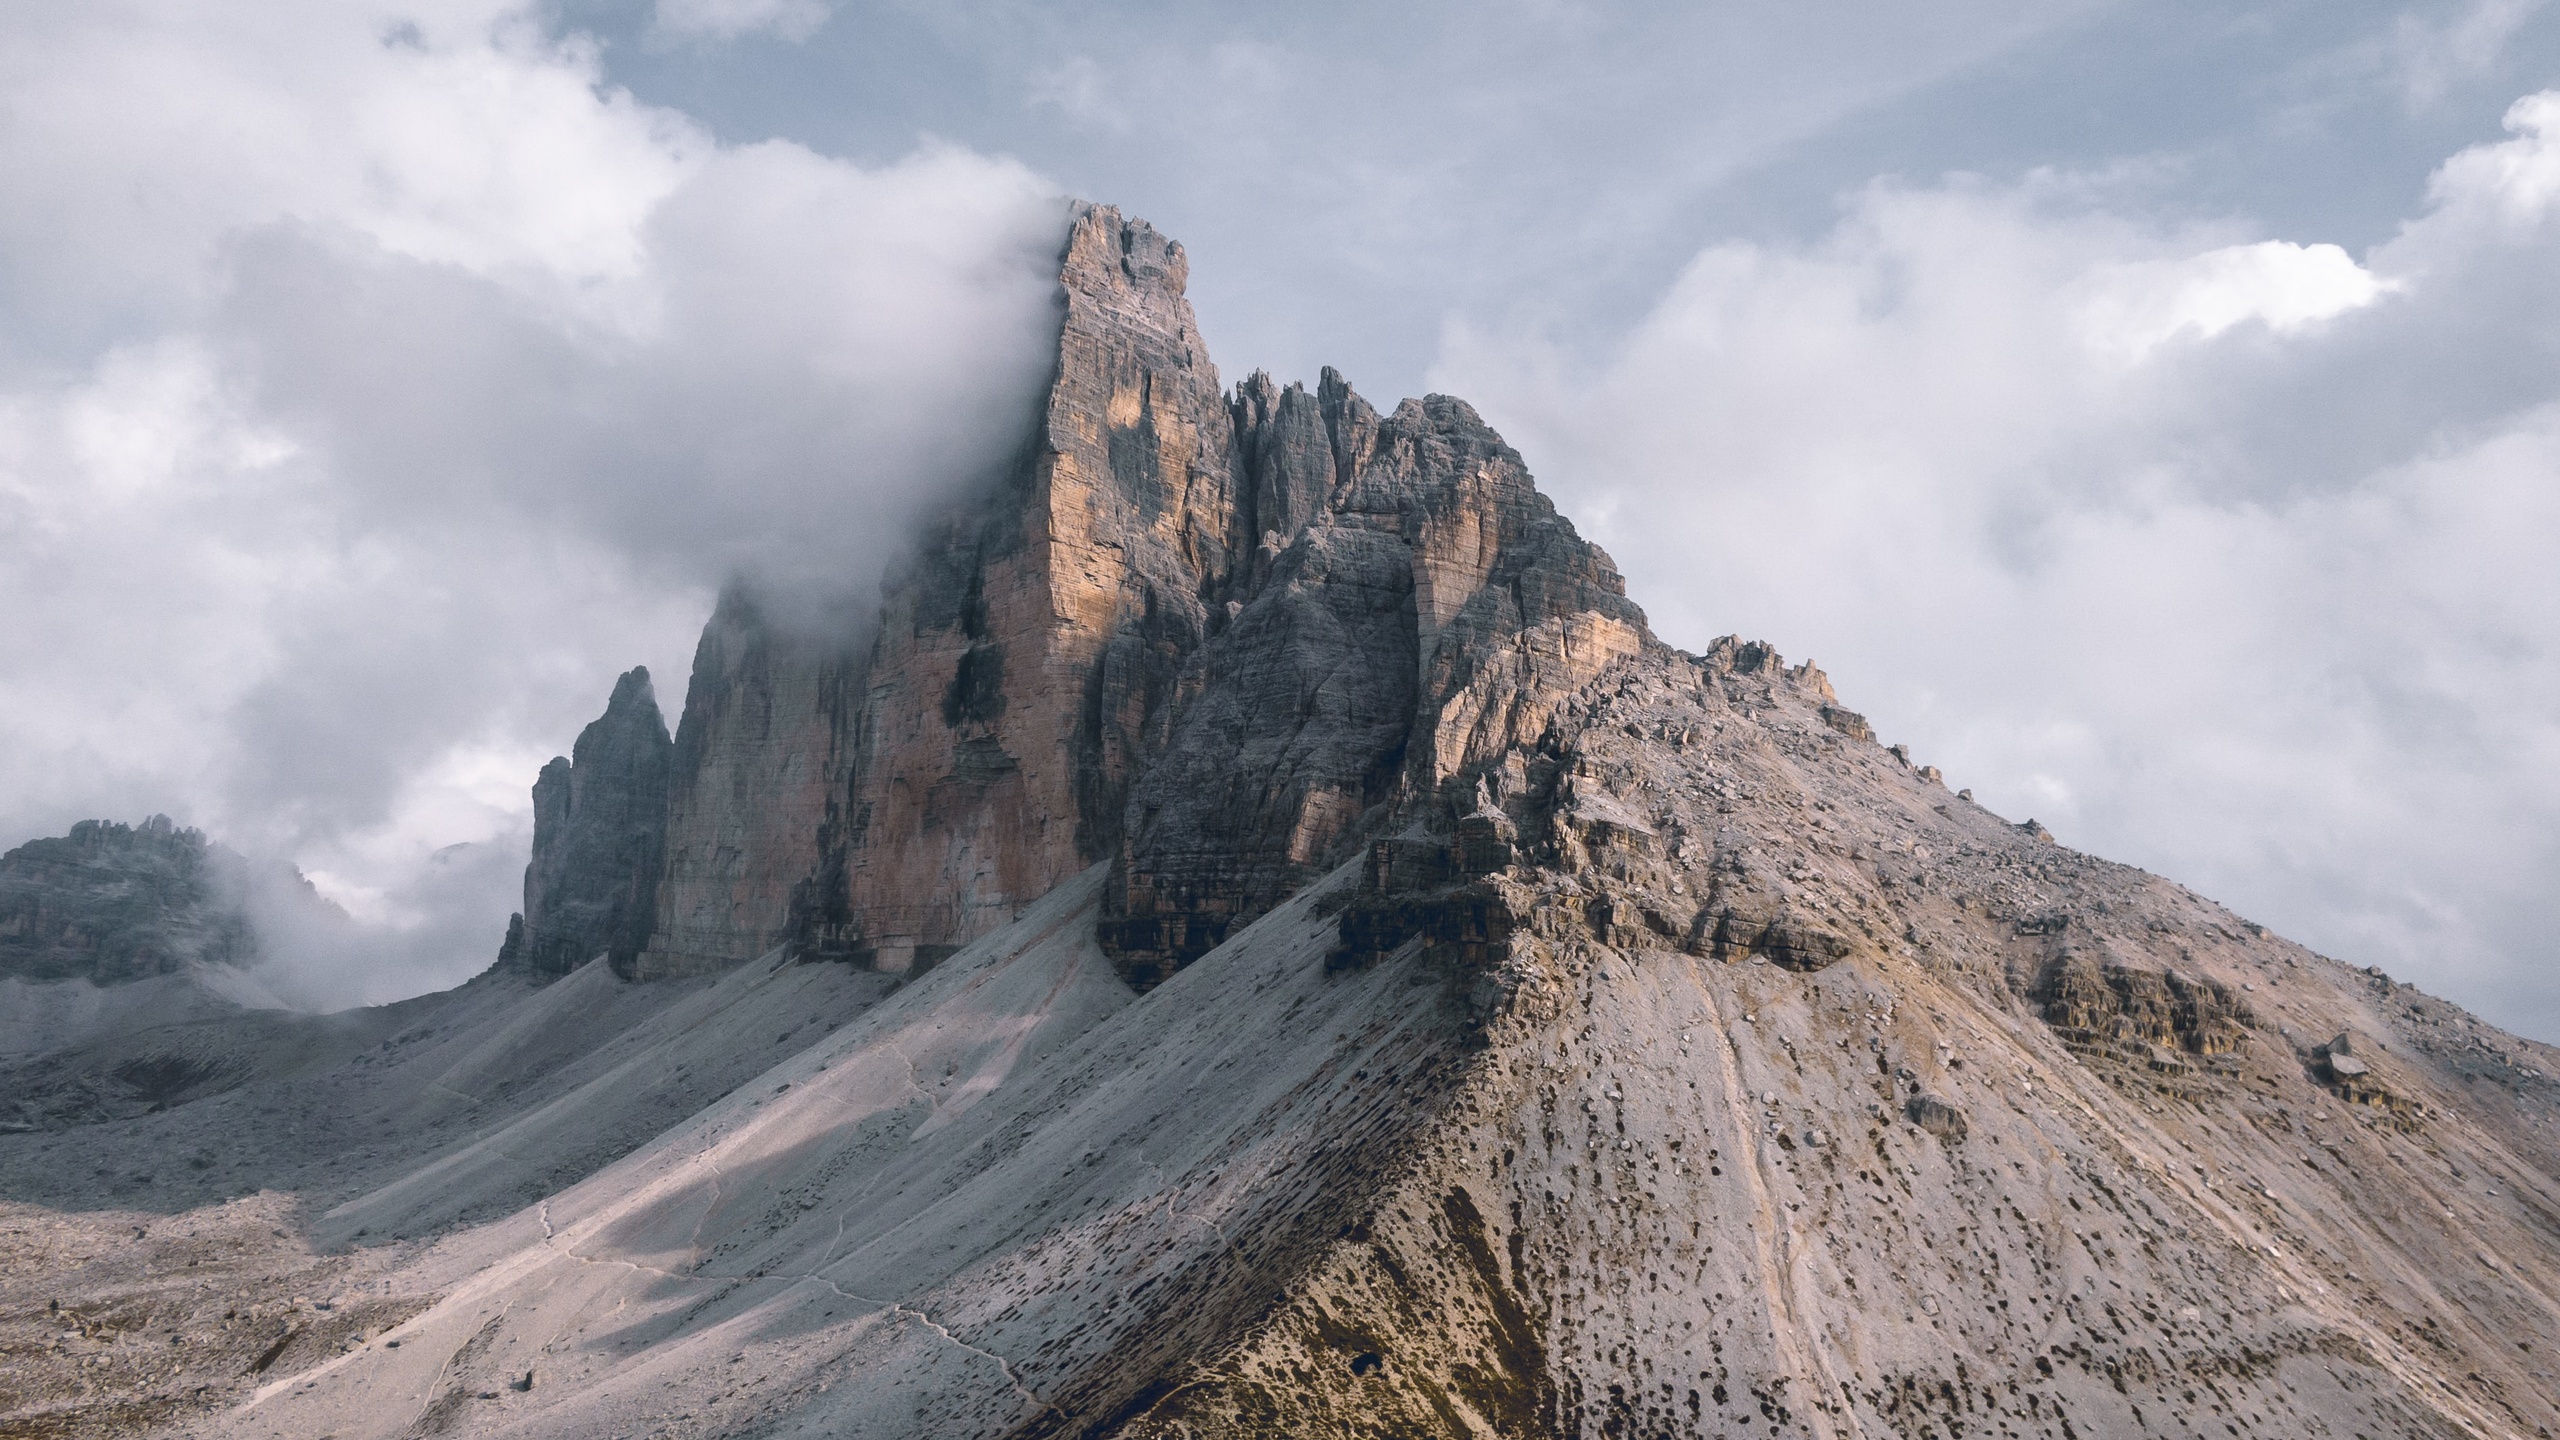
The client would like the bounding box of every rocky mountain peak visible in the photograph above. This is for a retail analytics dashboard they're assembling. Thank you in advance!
[497,665,671,978]
[522,202,1639,988]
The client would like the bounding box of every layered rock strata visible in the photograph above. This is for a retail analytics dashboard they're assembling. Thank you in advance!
[498,667,673,978]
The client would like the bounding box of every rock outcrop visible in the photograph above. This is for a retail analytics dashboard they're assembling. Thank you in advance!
[498,667,673,979]
[607,204,1643,986]
[0,816,257,984]
[1100,378,1644,983]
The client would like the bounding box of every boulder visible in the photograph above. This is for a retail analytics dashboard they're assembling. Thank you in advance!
[1908,1094,1970,1143]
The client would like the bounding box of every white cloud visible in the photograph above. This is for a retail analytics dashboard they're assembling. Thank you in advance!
[0,1,1068,1010]
[2077,240,2391,359]
[1438,92,2560,1036]
[2423,89,2560,229]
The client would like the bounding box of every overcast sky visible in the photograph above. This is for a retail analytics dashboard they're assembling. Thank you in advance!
[3,2,2555,1030]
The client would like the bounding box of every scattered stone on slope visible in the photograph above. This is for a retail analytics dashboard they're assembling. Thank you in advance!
[1117,640,2560,1440]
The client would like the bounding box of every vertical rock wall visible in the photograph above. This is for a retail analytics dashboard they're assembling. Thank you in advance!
[634,593,859,977]
[614,202,1647,983]
[823,206,1244,971]
[500,666,673,978]
[1099,380,1648,983]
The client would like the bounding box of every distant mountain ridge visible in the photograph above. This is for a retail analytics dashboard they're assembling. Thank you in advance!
[0,815,258,984]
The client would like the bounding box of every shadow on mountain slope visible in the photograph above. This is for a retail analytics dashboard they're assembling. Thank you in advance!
[0,953,892,1228]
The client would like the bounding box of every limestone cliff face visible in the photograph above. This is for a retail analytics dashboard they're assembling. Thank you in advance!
[625,207,1240,975]
[634,592,862,977]
[621,204,1644,982]
[1099,380,1647,983]
[499,667,673,979]
[817,207,1246,972]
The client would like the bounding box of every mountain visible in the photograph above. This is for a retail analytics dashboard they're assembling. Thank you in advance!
[0,816,307,1071]
[6,204,2560,1440]
[0,816,259,988]
[513,208,1644,993]
[495,666,673,980]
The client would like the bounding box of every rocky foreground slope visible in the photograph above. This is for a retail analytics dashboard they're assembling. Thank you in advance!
[5,205,2559,1440]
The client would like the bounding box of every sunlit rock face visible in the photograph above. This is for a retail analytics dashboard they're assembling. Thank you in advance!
[621,206,1241,978]
[611,204,1641,984]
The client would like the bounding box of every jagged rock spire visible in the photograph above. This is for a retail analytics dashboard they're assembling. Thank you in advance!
[593,204,1642,984]
[499,666,671,978]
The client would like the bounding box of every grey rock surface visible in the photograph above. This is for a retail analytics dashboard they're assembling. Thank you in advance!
[1101,375,1645,984]
[499,667,672,979]
[0,816,256,985]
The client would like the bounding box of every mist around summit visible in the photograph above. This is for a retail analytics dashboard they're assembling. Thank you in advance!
[0,4,1067,1007]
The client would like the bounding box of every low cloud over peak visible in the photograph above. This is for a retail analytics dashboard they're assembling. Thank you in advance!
[0,1,1069,1010]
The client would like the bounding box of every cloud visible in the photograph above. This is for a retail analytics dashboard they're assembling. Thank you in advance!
[2390,0,2545,106]
[0,1,1068,1011]
[2075,240,2391,359]
[651,0,836,45]
[1438,92,2560,1036]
